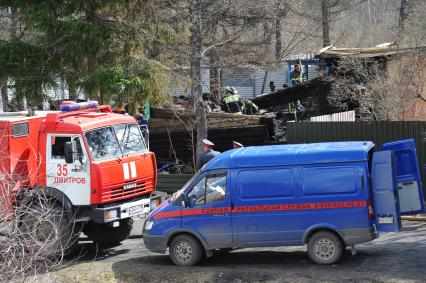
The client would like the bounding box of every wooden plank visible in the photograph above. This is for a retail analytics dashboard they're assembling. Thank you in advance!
[150,107,262,120]
[150,118,262,134]
[401,215,426,222]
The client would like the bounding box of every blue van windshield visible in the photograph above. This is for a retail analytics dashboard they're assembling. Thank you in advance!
[170,174,198,203]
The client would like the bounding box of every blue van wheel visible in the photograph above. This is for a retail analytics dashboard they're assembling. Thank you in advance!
[307,231,343,265]
[169,234,204,266]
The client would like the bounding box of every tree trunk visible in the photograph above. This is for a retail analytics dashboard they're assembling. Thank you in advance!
[275,17,282,60]
[67,79,78,101]
[1,82,8,112]
[10,7,18,39]
[87,57,101,101]
[321,0,331,47]
[261,70,269,94]
[14,89,25,111]
[191,0,207,159]
[86,3,101,102]
[397,0,411,43]
[209,49,221,104]
[208,22,220,104]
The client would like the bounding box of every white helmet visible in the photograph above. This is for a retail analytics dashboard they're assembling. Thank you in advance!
[224,86,238,95]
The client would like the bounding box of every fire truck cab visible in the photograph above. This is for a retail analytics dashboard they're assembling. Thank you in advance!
[0,102,157,250]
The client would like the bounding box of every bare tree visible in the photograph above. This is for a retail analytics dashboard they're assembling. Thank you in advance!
[0,127,80,281]
[398,0,411,39]
[328,52,424,121]
[1,190,79,282]
[397,0,426,46]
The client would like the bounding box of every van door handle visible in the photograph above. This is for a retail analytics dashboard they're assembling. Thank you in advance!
[212,214,229,216]
[402,181,414,185]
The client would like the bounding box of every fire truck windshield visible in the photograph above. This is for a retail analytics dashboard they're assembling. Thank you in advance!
[85,123,146,161]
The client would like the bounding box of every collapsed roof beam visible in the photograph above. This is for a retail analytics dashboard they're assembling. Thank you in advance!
[251,77,334,109]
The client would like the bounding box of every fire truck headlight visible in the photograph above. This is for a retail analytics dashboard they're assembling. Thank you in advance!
[145,220,154,230]
[106,209,118,221]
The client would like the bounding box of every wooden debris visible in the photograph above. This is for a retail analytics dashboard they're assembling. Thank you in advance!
[149,108,263,134]
[401,215,426,222]
[251,77,335,109]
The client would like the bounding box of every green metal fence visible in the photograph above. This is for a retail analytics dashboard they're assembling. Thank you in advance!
[157,174,193,194]
[286,121,426,193]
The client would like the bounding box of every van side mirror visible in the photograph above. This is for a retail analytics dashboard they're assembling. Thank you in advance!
[64,141,73,164]
[181,195,189,208]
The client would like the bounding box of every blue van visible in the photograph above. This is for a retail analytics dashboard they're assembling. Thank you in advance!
[143,140,425,266]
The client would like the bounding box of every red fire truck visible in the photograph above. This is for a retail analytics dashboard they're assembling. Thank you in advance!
[0,101,157,251]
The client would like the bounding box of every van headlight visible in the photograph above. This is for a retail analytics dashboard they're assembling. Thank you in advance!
[145,220,154,230]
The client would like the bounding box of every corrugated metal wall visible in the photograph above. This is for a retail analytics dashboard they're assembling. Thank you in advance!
[254,65,288,96]
[310,111,356,122]
[222,73,256,100]
[163,63,319,100]
[286,121,426,193]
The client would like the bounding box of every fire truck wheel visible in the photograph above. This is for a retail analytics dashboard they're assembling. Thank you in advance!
[307,230,343,265]
[84,218,133,246]
[21,202,78,256]
[169,234,204,266]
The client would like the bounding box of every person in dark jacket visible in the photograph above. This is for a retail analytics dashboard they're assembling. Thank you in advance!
[290,64,306,86]
[196,139,221,171]
[269,81,276,92]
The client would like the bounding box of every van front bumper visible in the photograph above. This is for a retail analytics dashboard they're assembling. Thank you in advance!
[143,230,168,253]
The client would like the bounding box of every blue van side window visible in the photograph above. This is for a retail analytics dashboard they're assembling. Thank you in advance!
[188,173,227,205]
[301,167,357,195]
[239,169,293,199]
[395,150,415,178]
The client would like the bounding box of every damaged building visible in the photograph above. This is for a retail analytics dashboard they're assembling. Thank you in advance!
[151,44,426,176]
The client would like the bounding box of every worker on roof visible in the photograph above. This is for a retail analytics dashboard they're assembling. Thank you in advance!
[196,139,221,171]
[290,64,307,86]
[269,81,276,92]
[221,86,243,114]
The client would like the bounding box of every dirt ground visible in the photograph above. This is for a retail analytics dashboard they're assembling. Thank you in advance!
[37,221,426,283]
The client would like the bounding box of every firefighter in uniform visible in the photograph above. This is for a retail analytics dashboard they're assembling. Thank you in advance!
[221,86,243,114]
[290,64,306,86]
[196,139,221,171]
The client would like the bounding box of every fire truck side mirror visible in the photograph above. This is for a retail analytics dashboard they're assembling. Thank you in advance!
[64,141,74,164]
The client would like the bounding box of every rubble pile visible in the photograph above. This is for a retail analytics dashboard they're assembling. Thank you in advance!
[149,79,337,173]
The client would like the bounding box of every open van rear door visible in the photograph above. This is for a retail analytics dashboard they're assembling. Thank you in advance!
[382,139,425,215]
[371,150,401,232]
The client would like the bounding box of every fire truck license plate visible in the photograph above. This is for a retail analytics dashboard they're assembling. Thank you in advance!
[129,205,144,216]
